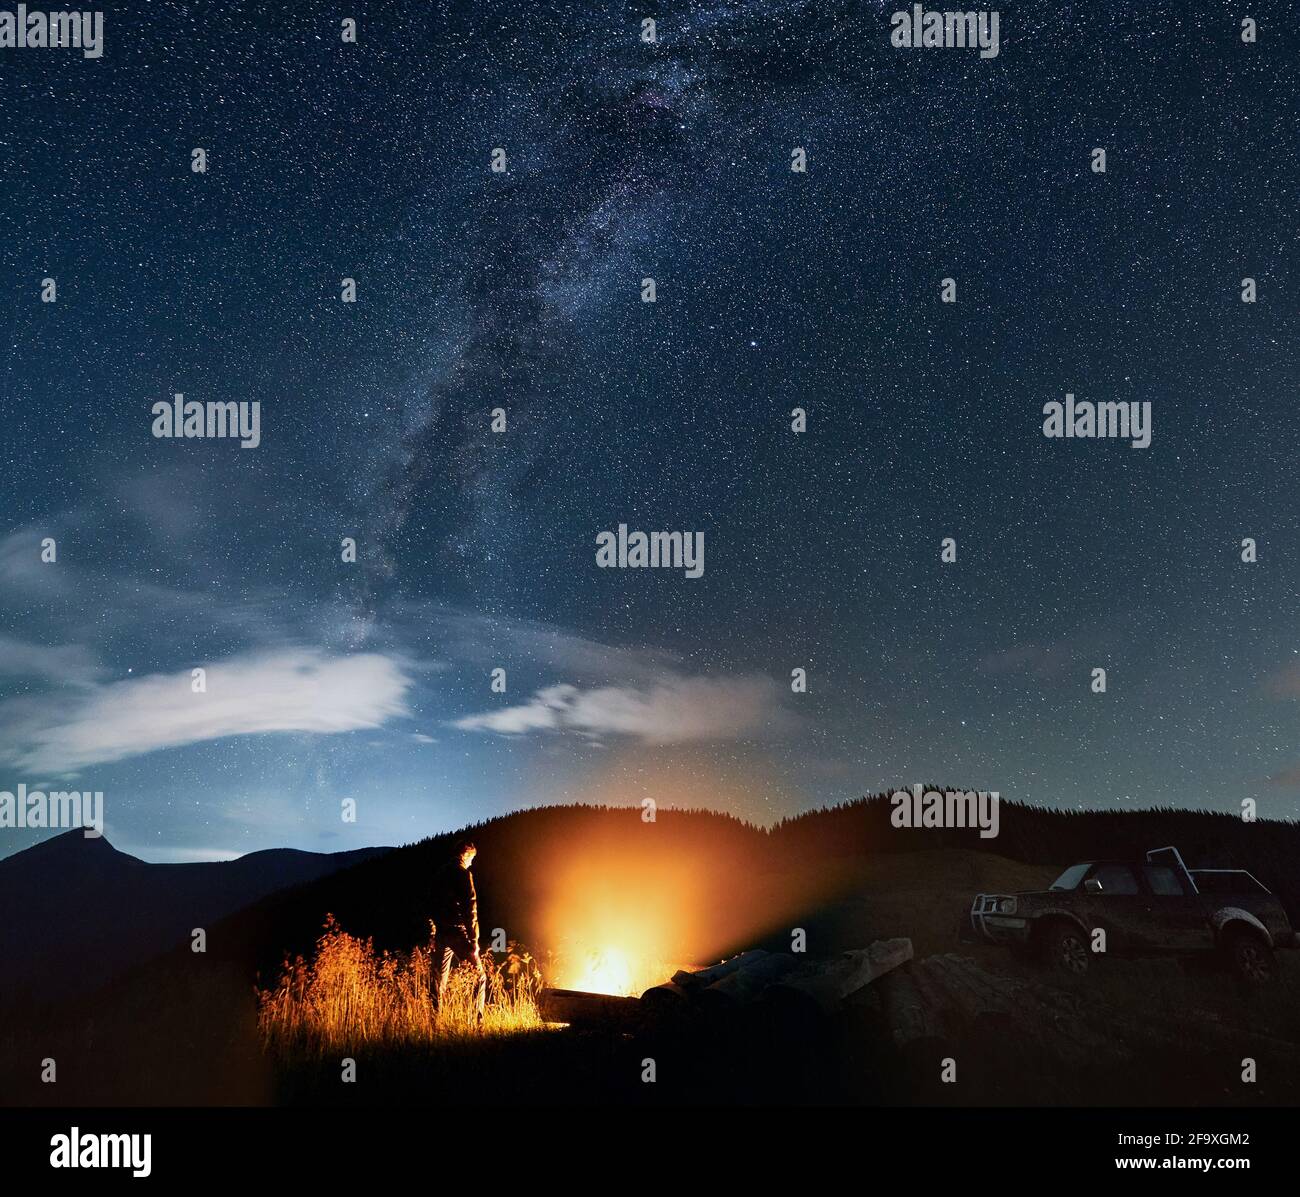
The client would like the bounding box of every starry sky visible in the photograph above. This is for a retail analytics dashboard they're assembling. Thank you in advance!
[1,1,1297,861]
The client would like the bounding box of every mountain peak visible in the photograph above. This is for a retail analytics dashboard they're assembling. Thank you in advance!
[1,828,140,873]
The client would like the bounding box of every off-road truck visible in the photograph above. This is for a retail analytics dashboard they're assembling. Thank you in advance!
[968,846,1298,981]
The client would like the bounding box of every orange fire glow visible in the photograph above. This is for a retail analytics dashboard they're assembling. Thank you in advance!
[571,946,636,996]
[512,755,862,998]
[532,759,845,996]
[539,825,710,995]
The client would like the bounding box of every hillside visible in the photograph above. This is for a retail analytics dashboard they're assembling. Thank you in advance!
[0,830,391,1007]
[4,795,1300,1106]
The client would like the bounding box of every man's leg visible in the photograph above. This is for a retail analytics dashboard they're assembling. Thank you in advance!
[432,939,455,1014]
[471,954,487,1026]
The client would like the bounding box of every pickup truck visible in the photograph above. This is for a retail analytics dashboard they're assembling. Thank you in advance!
[968,846,1298,982]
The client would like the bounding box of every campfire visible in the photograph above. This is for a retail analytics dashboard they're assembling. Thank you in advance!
[572,946,635,996]
[535,819,712,999]
[551,941,680,997]
[530,797,850,1004]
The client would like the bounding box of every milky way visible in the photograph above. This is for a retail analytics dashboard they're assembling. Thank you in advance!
[0,1,1296,860]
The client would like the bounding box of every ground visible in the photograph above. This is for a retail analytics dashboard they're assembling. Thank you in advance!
[5,848,1299,1107]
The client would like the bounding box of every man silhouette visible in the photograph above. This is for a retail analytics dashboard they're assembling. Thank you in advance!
[430,838,486,1024]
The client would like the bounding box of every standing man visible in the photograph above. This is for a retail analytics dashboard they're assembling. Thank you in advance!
[430,838,486,1025]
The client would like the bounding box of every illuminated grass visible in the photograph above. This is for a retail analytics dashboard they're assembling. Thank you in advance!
[256,915,545,1054]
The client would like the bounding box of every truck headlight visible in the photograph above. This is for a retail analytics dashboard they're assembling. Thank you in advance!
[997,897,1018,915]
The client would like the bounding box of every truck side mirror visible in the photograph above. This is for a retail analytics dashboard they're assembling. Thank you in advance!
[1084,878,1102,894]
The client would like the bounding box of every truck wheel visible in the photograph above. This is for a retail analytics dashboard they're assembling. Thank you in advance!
[1040,923,1090,976]
[1224,929,1276,984]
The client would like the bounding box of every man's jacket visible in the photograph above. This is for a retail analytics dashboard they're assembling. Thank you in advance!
[432,862,479,947]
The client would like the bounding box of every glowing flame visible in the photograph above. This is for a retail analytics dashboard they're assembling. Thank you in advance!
[574,947,635,996]
[536,774,842,998]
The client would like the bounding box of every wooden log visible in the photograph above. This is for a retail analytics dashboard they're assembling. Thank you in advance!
[877,968,953,1079]
[914,954,1015,1021]
[699,952,799,1007]
[878,969,944,1049]
[765,937,914,1014]
[639,980,690,1016]
[540,987,640,1029]
[671,950,768,990]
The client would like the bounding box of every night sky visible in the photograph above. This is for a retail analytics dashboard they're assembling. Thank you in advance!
[1,1,1297,861]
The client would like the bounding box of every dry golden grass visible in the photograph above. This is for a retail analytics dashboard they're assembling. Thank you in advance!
[257,915,544,1055]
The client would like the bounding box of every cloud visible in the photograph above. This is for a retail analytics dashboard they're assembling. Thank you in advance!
[1265,763,1300,788]
[1265,664,1300,699]
[0,636,104,686]
[453,674,786,743]
[0,650,412,773]
[0,527,69,597]
[385,602,683,682]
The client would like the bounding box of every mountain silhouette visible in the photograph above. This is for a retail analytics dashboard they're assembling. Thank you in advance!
[4,798,1300,1106]
[6,795,1299,1018]
[0,830,391,1007]
[121,795,1300,1010]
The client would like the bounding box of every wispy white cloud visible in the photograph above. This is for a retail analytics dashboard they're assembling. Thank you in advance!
[453,674,786,743]
[0,636,104,686]
[0,649,412,773]
[385,602,683,682]
[0,526,70,597]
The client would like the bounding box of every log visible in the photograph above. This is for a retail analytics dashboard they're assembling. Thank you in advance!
[765,937,914,1014]
[540,987,640,1029]
[877,968,953,1080]
[699,952,799,1008]
[671,950,768,990]
[639,980,691,1018]
[878,969,945,1051]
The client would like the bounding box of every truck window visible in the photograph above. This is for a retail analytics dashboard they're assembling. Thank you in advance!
[1142,865,1184,895]
[1050,864,1090,891]
[1090,864,1139,895]
[1189,870,1269,896]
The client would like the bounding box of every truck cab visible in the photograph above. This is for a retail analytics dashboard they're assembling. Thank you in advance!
[969,845,1296,981]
